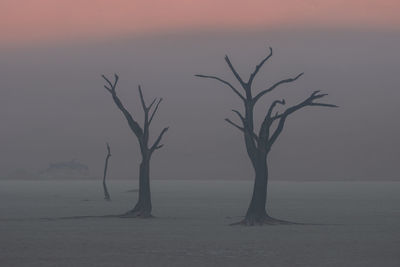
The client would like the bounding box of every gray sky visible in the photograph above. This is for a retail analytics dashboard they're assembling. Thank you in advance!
[1,29,399,180]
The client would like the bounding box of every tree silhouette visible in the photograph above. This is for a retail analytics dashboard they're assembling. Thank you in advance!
[196,47,337,225]
[102,74,168,218]
[102,142,111,201]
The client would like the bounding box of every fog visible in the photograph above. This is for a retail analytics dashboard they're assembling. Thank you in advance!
[1,29,399,181]
[1,180,399,266]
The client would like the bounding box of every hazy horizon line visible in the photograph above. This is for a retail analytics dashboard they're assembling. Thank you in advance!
[2,26,400,51]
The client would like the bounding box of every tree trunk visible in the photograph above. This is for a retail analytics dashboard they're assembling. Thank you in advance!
[123,156,152,217]
[103,180,111,201]
[243,156,269,225]
[237,155,294,225]
[102,144,111,201]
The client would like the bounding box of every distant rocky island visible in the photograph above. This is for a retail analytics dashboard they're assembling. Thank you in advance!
[4,160,94,180]
[39,160,91,179]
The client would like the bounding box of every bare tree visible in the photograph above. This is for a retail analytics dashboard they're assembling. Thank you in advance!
[101,74,168,218]
[102,142,112,201]
[196,47,337,225]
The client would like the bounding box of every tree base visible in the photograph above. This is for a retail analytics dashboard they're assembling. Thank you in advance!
[120,207,153,218]
[231,215,303,226]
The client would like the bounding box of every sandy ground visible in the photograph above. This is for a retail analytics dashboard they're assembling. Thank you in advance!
[0,180,399,267]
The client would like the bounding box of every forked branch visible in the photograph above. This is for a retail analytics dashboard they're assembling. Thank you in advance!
[102,73,119,93]
[138,85,159,114]
[225,118,259,141]
[267,99,286,119]
[281,90,338,117]
[267,91,337,147]
[101,74,143,139]
[150,127,169,152]
[258,99,286,140]
[231,109,245,124]
[149,98,163,125]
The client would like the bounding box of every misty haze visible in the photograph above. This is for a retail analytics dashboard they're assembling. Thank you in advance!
[1,30,399,181]
[1,1,399,266]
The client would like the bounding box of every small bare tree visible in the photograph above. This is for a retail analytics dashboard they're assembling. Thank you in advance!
[102,142,112,201]
[102,74,168,218]
[196,47,337,225]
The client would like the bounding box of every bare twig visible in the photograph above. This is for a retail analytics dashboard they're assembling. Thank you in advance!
[150,127,169,152]
[195,74,245,101]
[253,73,304,103]
[149,98,163,125]
[248,47,273,86]
[224,55,247,89]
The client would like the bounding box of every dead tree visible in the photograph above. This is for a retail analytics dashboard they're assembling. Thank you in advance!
[196,47,337,225]
[102,142,112,201]
[101,74,168,218]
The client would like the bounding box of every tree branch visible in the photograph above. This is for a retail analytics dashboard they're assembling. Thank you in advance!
[195,74,245,101]
[267,116,287,148]
[147,98,157,111]
[225,118,244,132]
[138,85,148,113]
[150,127,169,152]
[149,98,163,125]
[101,74,143,139]
[267,90,337,147]
[258,99,286,142]
[224,55,247,88]
[248,47,273,86]
[106,142,111,156]
[283,90,338,117]
[253,72,304,104]
[266,99,286,119]
[225,118,259,142]
[154,144,164,150]
[309,103,338,108]
[101,73,119,93]
[231,109,245,124]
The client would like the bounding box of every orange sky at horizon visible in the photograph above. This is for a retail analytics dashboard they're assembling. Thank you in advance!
[1,0,400,46]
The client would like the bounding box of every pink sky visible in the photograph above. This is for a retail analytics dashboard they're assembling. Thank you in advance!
[1,0,400,45]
